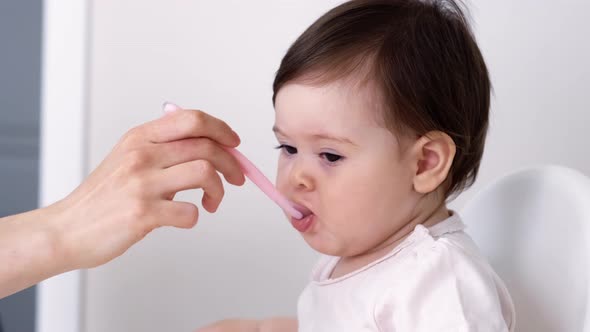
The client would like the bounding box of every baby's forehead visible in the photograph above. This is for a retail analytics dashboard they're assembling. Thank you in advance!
[278,75,385,118]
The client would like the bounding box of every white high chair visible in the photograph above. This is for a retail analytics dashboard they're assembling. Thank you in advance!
[461,165,590,332]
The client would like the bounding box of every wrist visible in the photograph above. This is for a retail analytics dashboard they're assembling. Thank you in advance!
[45,200,78,273]
[30,201,72,275]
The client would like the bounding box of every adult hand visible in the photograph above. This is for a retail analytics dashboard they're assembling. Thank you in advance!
[0,108,245,298]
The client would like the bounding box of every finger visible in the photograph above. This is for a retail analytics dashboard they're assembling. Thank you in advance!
[139,109,241,146]
[157,160,225,212]
[155,200,200,229]
[152,138,245,186]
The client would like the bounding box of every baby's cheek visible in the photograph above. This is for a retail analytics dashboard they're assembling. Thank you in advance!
[275,166,289,193]
[326,185,364,215]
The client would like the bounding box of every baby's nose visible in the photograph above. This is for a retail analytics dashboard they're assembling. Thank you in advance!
[289,157,315,191]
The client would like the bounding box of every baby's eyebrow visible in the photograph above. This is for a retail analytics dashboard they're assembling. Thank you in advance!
[272,125,285,136]
[272,125,357,146]
[310,133,356,146]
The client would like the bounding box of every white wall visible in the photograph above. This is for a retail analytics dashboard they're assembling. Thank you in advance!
[81,1,590,331]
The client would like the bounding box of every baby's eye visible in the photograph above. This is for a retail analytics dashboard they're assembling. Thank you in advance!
[275,144,298,155]
[320,152,342,163]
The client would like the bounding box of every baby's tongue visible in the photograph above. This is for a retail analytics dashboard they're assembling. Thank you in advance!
[293,203,312,219]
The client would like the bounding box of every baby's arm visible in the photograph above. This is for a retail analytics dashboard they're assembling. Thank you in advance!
[197,317,297,332]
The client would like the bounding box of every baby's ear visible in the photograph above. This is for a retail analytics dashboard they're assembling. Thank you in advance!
[411,131,456,194]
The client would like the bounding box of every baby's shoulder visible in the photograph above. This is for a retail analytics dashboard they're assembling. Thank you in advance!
[402,225,494,280]
[373,231,514,331]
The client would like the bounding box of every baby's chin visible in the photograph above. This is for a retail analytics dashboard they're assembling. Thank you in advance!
[301,233,359,257]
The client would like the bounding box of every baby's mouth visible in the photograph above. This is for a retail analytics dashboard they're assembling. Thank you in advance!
[292,203,313,219]
[289,202,315,232]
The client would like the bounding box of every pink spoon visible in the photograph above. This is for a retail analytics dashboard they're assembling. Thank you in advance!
[162,102,304,220]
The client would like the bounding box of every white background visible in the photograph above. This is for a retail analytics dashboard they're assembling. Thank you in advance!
[40,1,590,331]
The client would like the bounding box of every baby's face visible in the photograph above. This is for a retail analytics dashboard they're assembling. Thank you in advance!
[274,79,422,257]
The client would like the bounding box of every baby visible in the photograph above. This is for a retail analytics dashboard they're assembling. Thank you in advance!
[201,0,515,330]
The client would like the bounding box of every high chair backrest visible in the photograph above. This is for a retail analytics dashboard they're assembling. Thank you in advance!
[461,165,590,332]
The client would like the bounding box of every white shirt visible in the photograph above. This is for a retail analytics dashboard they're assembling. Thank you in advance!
[297,213,515,331]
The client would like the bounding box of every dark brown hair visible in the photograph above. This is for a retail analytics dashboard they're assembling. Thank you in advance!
[272,0,490,198]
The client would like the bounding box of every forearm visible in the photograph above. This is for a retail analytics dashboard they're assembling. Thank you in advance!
[0,205,64,298]
[260,317,298,332]
[197,317,297,332]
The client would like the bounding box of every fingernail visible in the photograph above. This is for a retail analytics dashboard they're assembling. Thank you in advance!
[162,101,182,113]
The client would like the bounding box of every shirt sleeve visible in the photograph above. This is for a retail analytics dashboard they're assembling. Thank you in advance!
[373,239,512,332]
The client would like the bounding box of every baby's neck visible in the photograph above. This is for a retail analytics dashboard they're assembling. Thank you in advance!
[330,205,451,279]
